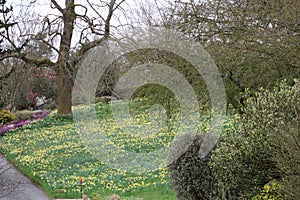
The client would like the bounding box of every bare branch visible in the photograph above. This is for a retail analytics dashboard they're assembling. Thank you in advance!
[0,52,55,68]
[112,0,126,12]
[71,36,108,66]
[74,4,88,15]
[40,39,60,54]
[104,0,117,36]
[20,55,55,67]
[87,0,106,22]
[50,0,64,14]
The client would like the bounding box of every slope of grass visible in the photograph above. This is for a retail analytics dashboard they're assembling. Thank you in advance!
[0,101,230,199]
[0,103,181,199]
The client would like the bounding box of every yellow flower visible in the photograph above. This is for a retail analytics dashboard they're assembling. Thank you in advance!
[263,184,270,192]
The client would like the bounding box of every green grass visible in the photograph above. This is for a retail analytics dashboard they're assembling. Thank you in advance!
[0,102,182,199]
[0,101,233,199]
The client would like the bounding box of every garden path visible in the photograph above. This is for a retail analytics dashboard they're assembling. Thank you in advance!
[0,154,49,200]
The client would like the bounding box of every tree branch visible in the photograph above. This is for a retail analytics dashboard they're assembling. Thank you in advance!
[87,0,106,22]
[71,36,108,66]
[72,0,126,64]
[104,0,117,36]
[20,55,55,67]
[50,0,64,14]
[0,52,55,67]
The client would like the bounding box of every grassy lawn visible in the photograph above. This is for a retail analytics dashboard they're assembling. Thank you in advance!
[0,101,229,199]
[0,102,187,199]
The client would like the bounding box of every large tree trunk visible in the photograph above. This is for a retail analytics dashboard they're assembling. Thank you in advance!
[57,0,75,116]
[57,68,73,115]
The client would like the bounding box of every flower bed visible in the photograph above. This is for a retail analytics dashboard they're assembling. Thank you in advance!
[0,110,51,136]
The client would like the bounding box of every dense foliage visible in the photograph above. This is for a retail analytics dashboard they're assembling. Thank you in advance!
[210,80,300,199]
[167,80,299,200]
[176,0,300,111]
[253,180,284,200]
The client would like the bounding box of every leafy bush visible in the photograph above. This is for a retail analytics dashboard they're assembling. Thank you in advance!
[0,109,16,125]
[210,80,300,199]
[167,134,217,200]
[268,81,300,200]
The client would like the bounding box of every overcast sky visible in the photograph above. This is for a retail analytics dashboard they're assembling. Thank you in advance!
[6,0,140,52]
[5,0,180,54]
[10,0,130,22]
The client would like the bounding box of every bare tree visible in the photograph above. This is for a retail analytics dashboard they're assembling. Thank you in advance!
[1,0,126,115]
